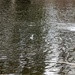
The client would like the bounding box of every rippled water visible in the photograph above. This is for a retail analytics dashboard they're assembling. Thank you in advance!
[0,0,75,75]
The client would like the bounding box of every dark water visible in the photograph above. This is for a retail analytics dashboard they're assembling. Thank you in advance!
[0,0,75,75]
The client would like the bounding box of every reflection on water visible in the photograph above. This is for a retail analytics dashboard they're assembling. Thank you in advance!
[0,0,75,75]
[44,0,75,75]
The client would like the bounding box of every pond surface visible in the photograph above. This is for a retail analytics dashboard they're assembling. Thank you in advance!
[0,0,75,75]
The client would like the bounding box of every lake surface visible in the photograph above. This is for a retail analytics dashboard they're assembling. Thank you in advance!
[0,0,75,75]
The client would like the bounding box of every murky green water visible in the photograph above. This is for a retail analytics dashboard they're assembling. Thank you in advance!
[0,0,75,75]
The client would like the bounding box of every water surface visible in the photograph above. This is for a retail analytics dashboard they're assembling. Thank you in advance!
[0,0,75,75]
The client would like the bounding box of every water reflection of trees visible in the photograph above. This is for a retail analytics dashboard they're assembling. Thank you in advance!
[0,0,46,74]
[6,0,45,74]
